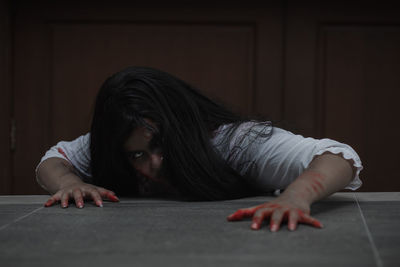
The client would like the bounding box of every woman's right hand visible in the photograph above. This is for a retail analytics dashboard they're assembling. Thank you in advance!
[44,182,119,208]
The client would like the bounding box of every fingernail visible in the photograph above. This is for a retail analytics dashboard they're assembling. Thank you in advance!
[97,201,103,208]
[289,223,296,231]
[251,222,258,229]
[109,195,119,202]
[270,224,278,232]
[62,204,68,208]
[77,202,83,208]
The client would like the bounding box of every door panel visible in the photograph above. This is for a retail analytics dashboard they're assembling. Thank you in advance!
[51,23,255,141]
[323,27,400,191]
[0,0,12,194]
[286,1,400,191]
[12,0,283,194]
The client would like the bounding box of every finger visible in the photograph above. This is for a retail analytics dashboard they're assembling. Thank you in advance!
[44,196,58,207]
[72,189,84,208]
[251,208,273,230]
[288,210,300,231]
[60,192,70,208]
[96,187,119,202]
[298,211,323,228]
[97,187,113,197]
[227,207,257,221]
[87,188,103,207]
[44,198,54,207]
[269,209,287,232]
[101,190,119,202]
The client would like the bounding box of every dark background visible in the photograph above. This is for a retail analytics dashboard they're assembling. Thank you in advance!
[1,0,399,194]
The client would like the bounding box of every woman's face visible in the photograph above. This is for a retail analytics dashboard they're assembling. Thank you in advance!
[123,119,177,196]
[124,119,163,180]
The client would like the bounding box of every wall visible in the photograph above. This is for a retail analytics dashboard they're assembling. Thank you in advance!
[0,0,12,194]
[2,0,399,194]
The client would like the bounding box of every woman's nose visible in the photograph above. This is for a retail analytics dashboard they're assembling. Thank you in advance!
[150,153,163,171]
[134,152,164,179]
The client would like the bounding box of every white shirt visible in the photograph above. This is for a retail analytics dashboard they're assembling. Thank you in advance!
[36,121,363,191]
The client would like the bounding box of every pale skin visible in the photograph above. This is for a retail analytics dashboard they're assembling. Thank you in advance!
[36,120,356,232]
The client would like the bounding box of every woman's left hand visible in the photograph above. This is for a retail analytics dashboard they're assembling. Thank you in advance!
[226,194,323,232]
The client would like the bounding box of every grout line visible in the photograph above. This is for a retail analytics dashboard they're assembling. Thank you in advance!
[0,206,44,231]
[354,193,384,267]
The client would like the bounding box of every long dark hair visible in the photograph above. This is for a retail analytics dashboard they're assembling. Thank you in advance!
[90,66,271,200]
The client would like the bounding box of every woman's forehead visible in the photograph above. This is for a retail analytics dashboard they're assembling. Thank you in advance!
[123,119,157,151]
[142,118,158,132]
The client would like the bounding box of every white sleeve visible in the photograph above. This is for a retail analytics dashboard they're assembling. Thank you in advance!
[213,123,363,191]
[35,133,92,181]
[245,127,363,191]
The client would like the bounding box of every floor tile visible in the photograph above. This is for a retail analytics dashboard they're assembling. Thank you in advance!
[358,201,400,267]
[0,198,377,267]
[0,204,42,229]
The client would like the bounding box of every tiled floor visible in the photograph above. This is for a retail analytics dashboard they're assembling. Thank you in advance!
[0,193,399,267]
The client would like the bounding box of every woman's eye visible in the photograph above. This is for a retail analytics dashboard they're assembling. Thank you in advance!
[129,151,144,160]
[134,152,143,158]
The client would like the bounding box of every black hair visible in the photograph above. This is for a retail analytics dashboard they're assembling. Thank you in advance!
[90,66,272,200]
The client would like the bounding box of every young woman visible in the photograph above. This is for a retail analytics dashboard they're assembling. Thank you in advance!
[36,66,363,232]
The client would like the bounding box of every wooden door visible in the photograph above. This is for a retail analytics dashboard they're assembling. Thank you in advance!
[0,0,12,194]
[6,0,400,195]
[285,0,400,191]
[12,0,283,194]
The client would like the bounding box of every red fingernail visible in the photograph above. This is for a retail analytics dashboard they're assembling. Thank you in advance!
[109,195,119,202]
[270,224,278,232]
[314,221,323,228]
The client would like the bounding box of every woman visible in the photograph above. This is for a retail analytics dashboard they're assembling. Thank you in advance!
[36,66,363,232]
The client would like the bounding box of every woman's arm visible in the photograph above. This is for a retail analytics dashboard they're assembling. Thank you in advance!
[36,157,84,194]
[284,152,354,205]
[36,134,119,208]
[227,152,355,231]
